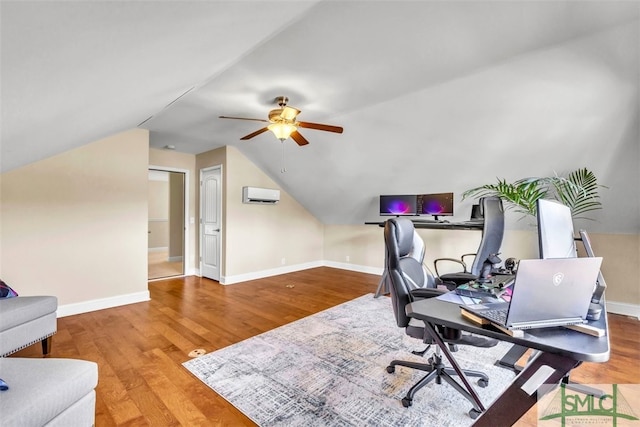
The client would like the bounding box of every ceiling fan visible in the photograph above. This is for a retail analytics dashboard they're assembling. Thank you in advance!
[219,96,343,146]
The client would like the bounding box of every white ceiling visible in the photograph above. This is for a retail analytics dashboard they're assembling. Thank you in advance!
[2,1,638,232]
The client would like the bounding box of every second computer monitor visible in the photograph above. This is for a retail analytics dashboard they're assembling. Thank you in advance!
[418,192,454,220]
[537,199,577,259]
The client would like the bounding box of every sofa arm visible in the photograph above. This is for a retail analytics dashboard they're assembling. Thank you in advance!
[0,296,58,357]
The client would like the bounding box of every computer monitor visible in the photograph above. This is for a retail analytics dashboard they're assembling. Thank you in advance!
[536,199,577,259]
[418,192,454,220]
[470,204,483,220]
[379,195,417,216]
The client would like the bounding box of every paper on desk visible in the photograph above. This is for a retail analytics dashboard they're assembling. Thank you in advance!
[436,291,483,305]
[436,290,507,305]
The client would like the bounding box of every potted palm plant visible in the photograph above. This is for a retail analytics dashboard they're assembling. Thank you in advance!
[462,168,606,220]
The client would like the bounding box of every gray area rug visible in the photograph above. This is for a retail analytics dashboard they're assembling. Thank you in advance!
[183,294,517,426]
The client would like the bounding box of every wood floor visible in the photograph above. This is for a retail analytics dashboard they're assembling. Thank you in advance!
[148,249,183,280]
[12,268,640,426]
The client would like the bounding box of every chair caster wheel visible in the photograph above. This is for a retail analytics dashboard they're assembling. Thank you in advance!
[477,378,489,388]
[469,408,482,419]
[386,365,395,374]
[401,397,412,408]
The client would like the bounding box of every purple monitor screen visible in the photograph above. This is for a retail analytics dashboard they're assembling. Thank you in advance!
[418,193,454,216]
[379,195,417,216]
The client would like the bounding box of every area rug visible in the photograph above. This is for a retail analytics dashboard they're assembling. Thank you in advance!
[183,294,517,426]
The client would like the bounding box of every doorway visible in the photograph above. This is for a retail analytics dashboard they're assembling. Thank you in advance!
[148,168,187,279]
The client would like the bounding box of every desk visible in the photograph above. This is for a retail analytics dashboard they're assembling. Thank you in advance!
[406,297,609,426]
[365,220,484,230]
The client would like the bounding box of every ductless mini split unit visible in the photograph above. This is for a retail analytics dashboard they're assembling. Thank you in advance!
[242,186,280,204]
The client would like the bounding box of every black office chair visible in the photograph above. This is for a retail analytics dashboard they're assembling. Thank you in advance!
[434,197,505,289]
[383,218,497,415]
[375,222,434,297]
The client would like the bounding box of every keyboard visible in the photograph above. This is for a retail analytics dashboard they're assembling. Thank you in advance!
[456,286,495,298]
[481,308,508,325]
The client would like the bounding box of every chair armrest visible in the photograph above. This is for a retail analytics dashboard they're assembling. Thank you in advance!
[410,288,444,300]
[433,258,467,277]
[461,253,477,267]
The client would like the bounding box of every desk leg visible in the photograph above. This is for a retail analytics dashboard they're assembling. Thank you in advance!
[374,271,388,298]
[473,351,580,427]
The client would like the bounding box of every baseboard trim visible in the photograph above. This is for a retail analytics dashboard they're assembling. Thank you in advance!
[221,261,324,285]
[57,291,151,318]
[606,300,640,320]
[323,261,383,276]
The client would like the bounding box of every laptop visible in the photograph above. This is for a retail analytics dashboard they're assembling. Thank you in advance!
[461,257,602,330]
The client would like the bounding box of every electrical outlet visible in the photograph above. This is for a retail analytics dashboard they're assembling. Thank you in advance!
[281,257,286,265]
[345,255,350,262]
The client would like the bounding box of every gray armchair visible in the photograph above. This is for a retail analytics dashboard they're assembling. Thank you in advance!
[0,295,99,426]
[0,295,57,357]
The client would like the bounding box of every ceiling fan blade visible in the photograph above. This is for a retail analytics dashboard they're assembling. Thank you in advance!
[240,127,269,140]
[280,106,301,121]
[290,130,309,146]
[298,121,343,134]
[219,115,269,123]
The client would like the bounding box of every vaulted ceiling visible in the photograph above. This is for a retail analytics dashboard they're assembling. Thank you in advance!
[2,1,638,232]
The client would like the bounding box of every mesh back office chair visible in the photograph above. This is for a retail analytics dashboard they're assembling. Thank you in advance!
[383,218,497,413]
[434,197,505,288]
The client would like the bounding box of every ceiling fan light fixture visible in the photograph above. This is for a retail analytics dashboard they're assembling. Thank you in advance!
[220,95,342,146]
[280,106,301,121]
[268,122,297,141]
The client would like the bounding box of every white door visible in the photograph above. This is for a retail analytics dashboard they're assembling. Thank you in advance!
[200,166,221,281]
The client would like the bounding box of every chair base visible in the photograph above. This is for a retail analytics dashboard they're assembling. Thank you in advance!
[386,353,488,418]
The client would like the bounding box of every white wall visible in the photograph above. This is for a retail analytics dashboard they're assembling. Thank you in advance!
[0,129,150,314]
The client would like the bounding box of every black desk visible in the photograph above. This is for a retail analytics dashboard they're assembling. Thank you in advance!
[365,220,484,230]
[406,297,610,426]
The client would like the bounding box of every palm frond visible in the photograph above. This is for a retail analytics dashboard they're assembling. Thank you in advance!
[463,177,548,217]
[550,168,606,217]
[462,168,606,220]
